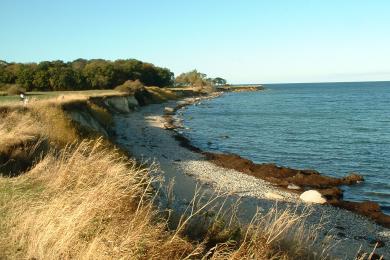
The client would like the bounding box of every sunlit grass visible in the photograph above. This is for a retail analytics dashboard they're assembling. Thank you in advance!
[0,89,343,259]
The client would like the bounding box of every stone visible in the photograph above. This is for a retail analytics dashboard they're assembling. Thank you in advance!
[177,101,187,106]
[164,107,174,114]
[265,192,284,200]
[342,172,364,184]
[287,183,301,190]
[299,190,327,204]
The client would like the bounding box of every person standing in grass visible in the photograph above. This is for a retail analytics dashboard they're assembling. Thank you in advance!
[20,93,28,105]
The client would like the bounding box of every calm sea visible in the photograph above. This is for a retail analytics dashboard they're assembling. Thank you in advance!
[180,81,390,213]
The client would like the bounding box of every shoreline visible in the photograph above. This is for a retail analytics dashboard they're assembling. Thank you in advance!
[113,92,389,258]
[167,92,390,228]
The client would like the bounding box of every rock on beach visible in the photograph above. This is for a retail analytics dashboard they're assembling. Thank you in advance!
[300,190,327,204]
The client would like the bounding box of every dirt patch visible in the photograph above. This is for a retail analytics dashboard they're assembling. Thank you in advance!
[0,137,49,177]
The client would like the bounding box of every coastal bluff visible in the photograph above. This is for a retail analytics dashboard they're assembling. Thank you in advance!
[1,85,388,259]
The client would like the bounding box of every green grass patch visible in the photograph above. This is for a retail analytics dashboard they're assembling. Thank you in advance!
[0,89,120,104]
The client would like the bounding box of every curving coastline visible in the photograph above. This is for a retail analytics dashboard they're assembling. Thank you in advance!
[4,86,386,258]
[113,90,389,258]
[165,91,390,228]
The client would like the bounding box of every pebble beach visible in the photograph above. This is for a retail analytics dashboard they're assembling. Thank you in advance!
[114,96,389,259]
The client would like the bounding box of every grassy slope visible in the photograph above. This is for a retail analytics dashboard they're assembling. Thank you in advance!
[0,88,339,259]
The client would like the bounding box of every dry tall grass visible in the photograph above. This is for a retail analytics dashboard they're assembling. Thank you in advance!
[3,139,196,259]
[0,110,41,149]
[0,96,337,259]
[0,103,77,148]
[1,139,330,259]
[146,87,179,102]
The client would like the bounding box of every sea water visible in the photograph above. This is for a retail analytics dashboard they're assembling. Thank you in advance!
[180,81,390,213]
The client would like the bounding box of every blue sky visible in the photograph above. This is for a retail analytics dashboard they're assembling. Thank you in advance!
[1,0,389,83]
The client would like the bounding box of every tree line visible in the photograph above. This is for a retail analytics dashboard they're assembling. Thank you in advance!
[0,59,174,91]
[175,70,227,87]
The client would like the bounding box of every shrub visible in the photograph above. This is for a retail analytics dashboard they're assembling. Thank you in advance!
[115,79,144,94]
[7,84,26,95]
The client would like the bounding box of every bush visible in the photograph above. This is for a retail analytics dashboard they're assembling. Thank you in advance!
[7,84,26,95]
[114,79,144,94]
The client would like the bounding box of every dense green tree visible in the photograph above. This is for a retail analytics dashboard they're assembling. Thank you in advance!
[70,58,88,71]
[0,65,17,84]
[48,62,79,90]
[212,77,227,86]
[175,70,209,87]
[175,70,228,88]
[16,64,36,91]
[0,58,175,91]
[82,60,117,89]
[155,67,174,87]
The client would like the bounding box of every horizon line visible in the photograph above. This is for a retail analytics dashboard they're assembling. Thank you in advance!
[236,80,390,85]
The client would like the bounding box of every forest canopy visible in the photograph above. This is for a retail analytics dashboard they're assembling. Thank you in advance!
[0,59,174,91]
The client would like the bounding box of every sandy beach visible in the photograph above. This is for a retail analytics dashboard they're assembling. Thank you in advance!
[113,97,389,259]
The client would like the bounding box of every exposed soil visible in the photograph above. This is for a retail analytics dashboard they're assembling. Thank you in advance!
[0,137,49,177]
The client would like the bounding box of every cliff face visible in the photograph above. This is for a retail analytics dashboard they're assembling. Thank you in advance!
[64,88,187,136]
[65,96,140,136]
[0,87,205,177]
[0,94,141,176]
[103,96,139,113]
[67,110,110,137]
